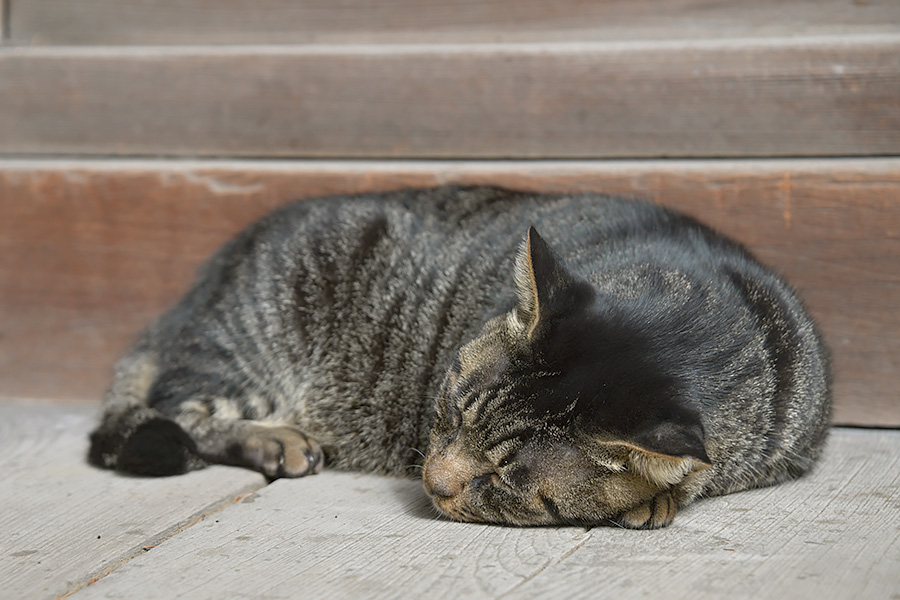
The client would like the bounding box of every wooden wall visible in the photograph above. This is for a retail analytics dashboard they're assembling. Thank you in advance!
[1,1,898,426]
[7,0,900,45]
[3,38,899,159]
[2,159,899,425]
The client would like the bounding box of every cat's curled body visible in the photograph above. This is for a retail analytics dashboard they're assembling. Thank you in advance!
[90,186,831,529]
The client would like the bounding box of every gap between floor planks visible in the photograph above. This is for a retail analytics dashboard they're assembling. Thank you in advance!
[71,428,900,599]
[0,400,267,600]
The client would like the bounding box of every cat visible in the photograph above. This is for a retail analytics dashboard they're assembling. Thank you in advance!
[89,185,831,529]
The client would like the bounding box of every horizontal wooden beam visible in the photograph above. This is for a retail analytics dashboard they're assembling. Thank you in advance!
[9,0,900,45]
[1,158,898,426]
[1,36,899,158]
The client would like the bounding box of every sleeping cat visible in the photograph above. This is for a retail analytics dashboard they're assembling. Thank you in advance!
[89,186,831,529]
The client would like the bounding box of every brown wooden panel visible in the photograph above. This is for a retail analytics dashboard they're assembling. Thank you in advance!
[8,0,900,45]
[1,37,899,159]
[1,158,898,426]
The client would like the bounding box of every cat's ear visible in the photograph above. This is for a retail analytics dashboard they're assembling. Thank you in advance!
[513,227,580,336]
[601,421,711,487]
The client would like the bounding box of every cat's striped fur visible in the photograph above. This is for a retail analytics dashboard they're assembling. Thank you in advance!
[89,186,831,528]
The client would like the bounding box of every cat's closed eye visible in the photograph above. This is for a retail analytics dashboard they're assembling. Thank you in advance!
[501,464,531,489]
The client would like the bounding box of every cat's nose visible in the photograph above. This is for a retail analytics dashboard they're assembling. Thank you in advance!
[423,456,466,498]
[424,472,463,498]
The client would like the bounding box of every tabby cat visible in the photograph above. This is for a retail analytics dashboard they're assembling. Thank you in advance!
[89,186,831,529]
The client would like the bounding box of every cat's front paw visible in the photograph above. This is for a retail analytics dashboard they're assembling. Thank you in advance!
[237,424,324,479]
[613,492,677,529]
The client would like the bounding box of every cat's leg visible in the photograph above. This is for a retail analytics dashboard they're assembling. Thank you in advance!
[168,398,324,479]
[612,469,711,529]
[612,491,678,530]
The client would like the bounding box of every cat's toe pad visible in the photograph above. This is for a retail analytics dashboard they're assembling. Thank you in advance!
[240,425,324,479]
[614,492,677,529]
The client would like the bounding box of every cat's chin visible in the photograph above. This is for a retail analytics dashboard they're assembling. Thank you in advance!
[425,481,560,527]
[428,495,485,524]
[429,495,567,527]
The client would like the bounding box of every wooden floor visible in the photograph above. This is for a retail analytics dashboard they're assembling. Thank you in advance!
[1,400,897,600]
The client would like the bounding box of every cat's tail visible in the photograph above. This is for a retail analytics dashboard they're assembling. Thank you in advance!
[88,351,207,476]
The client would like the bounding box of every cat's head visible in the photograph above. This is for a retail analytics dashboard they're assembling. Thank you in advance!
[423,227,711,526]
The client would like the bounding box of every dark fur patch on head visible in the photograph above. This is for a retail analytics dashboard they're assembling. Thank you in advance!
[510,273,716,459]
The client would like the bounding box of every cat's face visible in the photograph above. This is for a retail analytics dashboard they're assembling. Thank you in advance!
[424,314,660,526]
[422,228,710,526]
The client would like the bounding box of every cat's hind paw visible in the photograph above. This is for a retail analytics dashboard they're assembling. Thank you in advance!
[234,424,324,479]
[613,492,677,530]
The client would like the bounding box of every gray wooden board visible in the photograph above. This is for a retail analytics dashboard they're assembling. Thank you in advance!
[0,400,266,600]
[71,428,900,599]
[9,0,900,45]
[1,36,899,158]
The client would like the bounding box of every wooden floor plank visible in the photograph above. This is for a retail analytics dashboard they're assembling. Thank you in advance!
[1,36,898,158]
[1,158,897,425]
[9,0,900,45]
[68,428,900,599]
[0,401,266,600]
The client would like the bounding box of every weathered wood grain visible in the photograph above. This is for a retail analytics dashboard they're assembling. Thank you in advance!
[1,159,897,426]
[9,0,900,45]
[0,400,266,600]
[70,428,900,600]
[1,36,899,158]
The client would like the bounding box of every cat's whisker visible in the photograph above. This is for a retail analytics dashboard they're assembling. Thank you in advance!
[408,447,426,459]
